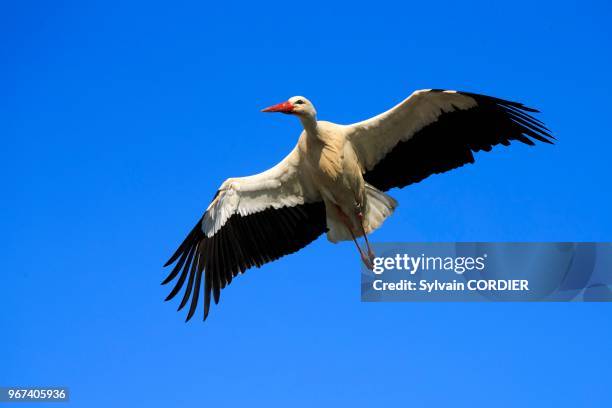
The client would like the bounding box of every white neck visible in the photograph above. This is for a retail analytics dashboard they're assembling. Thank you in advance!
[299,113,318,136]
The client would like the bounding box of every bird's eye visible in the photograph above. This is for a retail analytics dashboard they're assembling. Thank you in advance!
[294,99,305,105]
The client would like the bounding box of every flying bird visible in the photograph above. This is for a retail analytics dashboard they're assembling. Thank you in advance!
[163,89,553,321]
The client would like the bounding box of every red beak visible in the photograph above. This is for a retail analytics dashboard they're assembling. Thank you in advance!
[261,101,294,114]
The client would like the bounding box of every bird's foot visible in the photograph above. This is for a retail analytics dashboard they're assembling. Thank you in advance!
[368,249,376,264]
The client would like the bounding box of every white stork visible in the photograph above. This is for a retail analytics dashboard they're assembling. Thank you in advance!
[163,89,553,321]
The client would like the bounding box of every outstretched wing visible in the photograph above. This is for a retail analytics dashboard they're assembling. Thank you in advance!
[347,89,554,191]
[163,148,326,321]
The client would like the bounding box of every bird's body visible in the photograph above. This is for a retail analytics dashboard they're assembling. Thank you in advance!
[163,89,554,321]
[296,120,393,243]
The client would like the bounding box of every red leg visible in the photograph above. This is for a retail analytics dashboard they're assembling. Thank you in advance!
[335,204,372,270]
[356,205,375,262]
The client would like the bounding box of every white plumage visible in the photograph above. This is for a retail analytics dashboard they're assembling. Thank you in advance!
[348,90,479,171]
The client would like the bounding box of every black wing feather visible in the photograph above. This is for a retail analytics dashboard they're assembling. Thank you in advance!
[163,202,327,321]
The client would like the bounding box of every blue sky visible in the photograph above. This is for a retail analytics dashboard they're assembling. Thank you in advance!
[2,1,612,406]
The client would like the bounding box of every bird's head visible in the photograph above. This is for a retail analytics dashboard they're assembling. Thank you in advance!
[261,96,316,119]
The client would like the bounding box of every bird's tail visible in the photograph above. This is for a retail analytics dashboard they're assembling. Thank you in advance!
[325,184,397,243]
[363,183,397,234]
